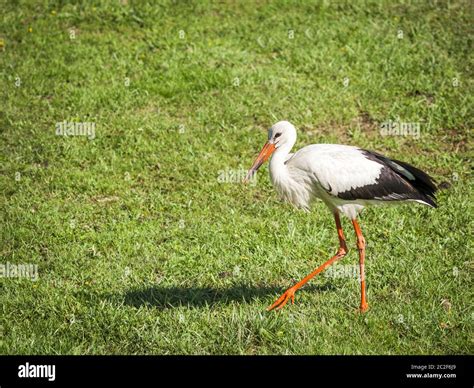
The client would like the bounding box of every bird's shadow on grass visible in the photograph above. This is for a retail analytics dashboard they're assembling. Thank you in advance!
[118,283,336,309]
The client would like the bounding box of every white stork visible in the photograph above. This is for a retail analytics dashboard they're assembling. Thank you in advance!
[245,121,437,312]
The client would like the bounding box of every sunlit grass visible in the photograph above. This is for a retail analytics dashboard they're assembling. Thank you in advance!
[0,0,472,354]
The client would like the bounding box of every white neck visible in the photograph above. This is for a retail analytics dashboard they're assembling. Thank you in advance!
[269,141,294,186]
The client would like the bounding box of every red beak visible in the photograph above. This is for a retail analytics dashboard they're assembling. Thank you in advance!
[244,142,276,183]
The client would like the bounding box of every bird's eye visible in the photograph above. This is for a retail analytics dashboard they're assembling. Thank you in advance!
[274,133,282,139]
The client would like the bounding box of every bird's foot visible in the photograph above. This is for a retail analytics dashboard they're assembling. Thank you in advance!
[359,302,369,313]
[267,286,298,311]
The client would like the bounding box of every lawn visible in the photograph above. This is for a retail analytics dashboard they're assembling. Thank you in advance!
[0,0,472,355]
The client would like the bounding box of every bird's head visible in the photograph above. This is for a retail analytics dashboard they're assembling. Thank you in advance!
[244,121,297,183]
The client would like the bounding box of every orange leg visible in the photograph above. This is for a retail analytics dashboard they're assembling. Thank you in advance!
[352,219,368,313]
[267,213,348,311]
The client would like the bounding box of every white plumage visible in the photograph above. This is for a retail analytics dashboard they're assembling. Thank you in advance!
[272,143,386,218]
[249,121,436,219]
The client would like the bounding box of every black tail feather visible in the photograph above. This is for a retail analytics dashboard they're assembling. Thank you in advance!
[390,158,438,207]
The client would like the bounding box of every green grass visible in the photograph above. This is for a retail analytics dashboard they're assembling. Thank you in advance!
[0,0,472,355]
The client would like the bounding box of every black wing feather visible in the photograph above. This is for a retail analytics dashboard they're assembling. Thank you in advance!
[336,150,438,208]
